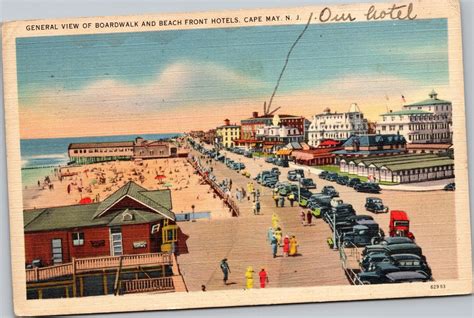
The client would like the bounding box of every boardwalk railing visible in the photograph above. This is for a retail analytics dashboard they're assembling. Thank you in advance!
[188,156,240,217]
[26,253,172,282]
[339,243,366,285]
[122,277,174,293]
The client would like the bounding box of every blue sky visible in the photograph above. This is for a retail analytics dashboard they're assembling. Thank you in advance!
[16,18,449,138]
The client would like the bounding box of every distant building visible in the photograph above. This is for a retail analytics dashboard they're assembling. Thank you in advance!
[291,139,343,166]
[339,153,454,183]
[68,137,177,164]
[255,114,304,152]
[215,119,241,148]
[23,182,177,267]
[235,112,307,149]
[333,134,407,158]
[307,103,369,147]
[376,90,452,144]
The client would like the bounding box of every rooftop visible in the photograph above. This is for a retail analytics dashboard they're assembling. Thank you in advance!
[381,109,432,116]
[24,182,174,233]
[404,90,451,107]
[68,141,134,149]
[341,134,406,148]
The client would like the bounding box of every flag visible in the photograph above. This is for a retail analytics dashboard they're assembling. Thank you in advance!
[401,95,406,103]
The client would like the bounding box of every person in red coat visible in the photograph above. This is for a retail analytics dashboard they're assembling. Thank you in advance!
[259,268,269,288]
[283,235,290,257]
[306,210,313,226]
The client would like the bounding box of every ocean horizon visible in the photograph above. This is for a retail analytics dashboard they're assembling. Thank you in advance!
[21,133,182,186]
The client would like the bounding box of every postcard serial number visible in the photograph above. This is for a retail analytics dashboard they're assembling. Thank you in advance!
[430,284,447,290]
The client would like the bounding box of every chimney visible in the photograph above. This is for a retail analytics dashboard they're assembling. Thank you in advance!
[252,111,258,118]
[224,119,230,126]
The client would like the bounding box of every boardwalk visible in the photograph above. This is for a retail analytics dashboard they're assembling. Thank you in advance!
[177,150,347,291]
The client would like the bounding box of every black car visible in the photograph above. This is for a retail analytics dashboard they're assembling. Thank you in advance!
[380,237,414,246]
[321,185,339,197]
[244,151,253,158]
[318,171,329,179]
[444,183,455,191]
[362,243,424,259]
[323,203,356,224]
[265,157,276,163]
[336,175,349,185]
[347,178,361,188]
[358,263,401,284]
[365,197,389,213]
[271,167,281,175]
[355,182,381,193]
[341,224,383,247]
[384,271,430,283]
[300,178,316,189]
[275,159,289,167]
[326,172,339,182]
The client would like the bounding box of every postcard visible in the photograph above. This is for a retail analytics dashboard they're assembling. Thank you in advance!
[1,0,472,316]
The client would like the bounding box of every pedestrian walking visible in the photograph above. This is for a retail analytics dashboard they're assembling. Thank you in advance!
[288,193,295,207]
[252,201,257,215]
[274,227,282,246]
[259,268,269,288]
[289,235,298,256]
[271,235,278,258]
[300,210,306,226]
[279,196,285,208]
[220,259,231,285]
[273,194,279,207]
[272,213,280,229]
[256,201,261,215]
[267,227,274,244]
[306,210,313,226]
[229,179,233,190]
[245,266,254,289]
[283,235,290,257]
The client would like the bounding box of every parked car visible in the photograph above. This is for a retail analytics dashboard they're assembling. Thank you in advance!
[340,223,384,247]
[362,243,424,259]
[265,157,276,164]
[384,271,430,283]
[336,175,349,185]
[347,177,361,188]
[357,263,401,284]
[303,194,331,209]
[363,253,432,277]
[323,203,356,224]
[287,169,305,181]
[380,236,414,246]
[300,178,316,189]
[318,171,328,179]
[365,197,389,213]
[444,183,455,191]
[275,158,289,167]
[271,167,281,175]
[355,182,381,193]
[321,185,339,197]
[244,151,253,158]
[330,198,344,208]
[326,172,339,182]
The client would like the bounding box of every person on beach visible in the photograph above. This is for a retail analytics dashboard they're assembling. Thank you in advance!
[289,235,298,256]
[306,210,313,226]
[283,235,290,257]
[271,235,278,258]
[300,210,306,226]
[220,259,230,284]
[37,180,40,188]
[259,269,269,288]
[245,266,254,289]
[273,194,279,207]
[67,184,71,195]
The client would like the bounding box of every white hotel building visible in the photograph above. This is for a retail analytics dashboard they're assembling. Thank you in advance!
[307,103,369,147]
[376,90,452,144]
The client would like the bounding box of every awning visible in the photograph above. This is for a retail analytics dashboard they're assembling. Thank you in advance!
[276,149,292,156]
[293,152,316,161]
[263,145,273,150]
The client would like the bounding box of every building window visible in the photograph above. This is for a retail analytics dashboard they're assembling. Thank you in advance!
[72,232,84,246]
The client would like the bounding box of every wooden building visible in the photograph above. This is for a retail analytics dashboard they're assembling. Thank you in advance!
[24,182,178,267]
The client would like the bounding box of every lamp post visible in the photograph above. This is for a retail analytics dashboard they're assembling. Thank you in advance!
[297,176,301,206]
[333,212,337,250]
[191,204,195,222]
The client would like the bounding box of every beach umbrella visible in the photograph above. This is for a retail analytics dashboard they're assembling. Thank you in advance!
[155,174,166,180]
[79,197,92,204]
[163,182,173,188]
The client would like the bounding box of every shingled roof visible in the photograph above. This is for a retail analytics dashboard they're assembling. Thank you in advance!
[24,182,174,233]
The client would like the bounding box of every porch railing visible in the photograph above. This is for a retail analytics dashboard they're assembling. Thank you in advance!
[122,277,174,293]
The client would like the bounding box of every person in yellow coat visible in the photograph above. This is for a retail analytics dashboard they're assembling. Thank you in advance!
[289,235,298,256]
[245,266,254,289]
[271,213,280,229]
[274,227,283,246]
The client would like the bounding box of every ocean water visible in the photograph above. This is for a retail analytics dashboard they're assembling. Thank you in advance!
[20,133,182,186]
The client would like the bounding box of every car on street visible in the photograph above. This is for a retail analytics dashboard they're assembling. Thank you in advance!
[340,223,384,247]
[325,172,339,182]
[357,263,401,284]
[380,236,414,246]
[336,175,349,185]
[271,167,281,175]
[299,178,316,189]
[318,171,328,179]
[275,158,289,167]
[347,177,361,188]
[265,157,276,164]
[361,253,432,277]
[444,183,455,191]
[355,182,381,193]
[365,197,389,213]
[244,151,253,158]
[384,271,431,283]
[321,185,339,197]
[362,243,424,259]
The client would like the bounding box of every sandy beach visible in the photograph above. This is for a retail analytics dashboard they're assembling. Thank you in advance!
[22,157,231,219]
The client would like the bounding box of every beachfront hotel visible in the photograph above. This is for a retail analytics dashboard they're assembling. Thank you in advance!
[68,137,178,165]
[215,119,241,148]
[376,90,452,144]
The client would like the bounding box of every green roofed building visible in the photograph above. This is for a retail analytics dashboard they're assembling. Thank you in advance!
[340,153,454,183]
[23,181,178,267]
[376,90,452,144]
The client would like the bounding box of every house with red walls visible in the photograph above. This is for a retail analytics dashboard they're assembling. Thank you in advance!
[23,182,178,267]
